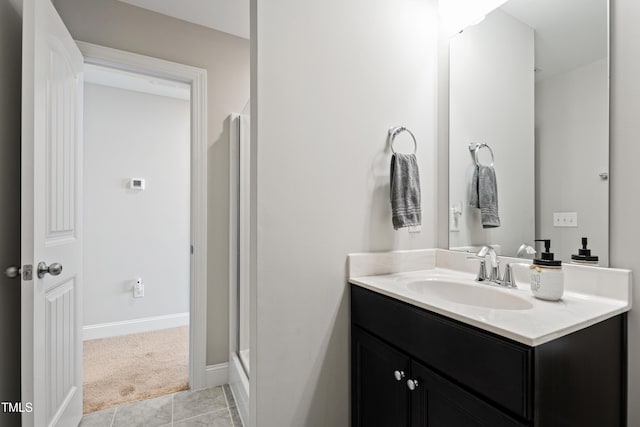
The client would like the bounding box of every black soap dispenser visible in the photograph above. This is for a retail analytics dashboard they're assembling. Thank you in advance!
[533,239,562,267]
[571,237,599,265]
[530,239,564,301]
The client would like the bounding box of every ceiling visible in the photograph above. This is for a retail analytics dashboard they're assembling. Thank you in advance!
[118,0,249,40]
[500,0,607,81]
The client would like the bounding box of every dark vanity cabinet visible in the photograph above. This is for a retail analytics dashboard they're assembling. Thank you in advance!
[351,285,627,427]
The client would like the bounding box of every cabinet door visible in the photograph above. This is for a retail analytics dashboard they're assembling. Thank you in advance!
[410,361,526,427]
[352,326,411,427]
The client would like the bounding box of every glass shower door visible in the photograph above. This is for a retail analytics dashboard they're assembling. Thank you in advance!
[237,108,250,376]
[229,106,250,426]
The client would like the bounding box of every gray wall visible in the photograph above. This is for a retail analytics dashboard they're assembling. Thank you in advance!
[0,0,22,425]
[84,83,190,327]
[610,0,640,424]
[53,0,250,365]
[252,0,439,424]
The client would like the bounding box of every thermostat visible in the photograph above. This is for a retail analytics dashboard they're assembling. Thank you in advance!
[129,178,145,190]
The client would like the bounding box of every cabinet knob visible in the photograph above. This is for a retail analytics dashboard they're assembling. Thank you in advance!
[407,379,419,391]
[393,370,405,381]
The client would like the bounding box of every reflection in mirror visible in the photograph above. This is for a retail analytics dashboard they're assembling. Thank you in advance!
[447,0,609,266]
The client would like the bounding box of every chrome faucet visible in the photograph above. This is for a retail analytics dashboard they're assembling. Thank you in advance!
[468,245,518,288]
[516,244,536,259]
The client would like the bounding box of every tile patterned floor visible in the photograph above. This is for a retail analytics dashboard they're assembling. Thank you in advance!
[80,385,242,427]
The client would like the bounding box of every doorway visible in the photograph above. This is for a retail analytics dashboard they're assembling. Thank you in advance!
[81,63,191,412]
[78,42,209,411]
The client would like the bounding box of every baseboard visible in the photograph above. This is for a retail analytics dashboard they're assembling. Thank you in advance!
[83,312,189,341]
[204,362,230,388]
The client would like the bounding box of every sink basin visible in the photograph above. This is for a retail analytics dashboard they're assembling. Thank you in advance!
[406,279,533,310]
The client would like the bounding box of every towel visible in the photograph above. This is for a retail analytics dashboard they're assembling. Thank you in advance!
[390,153,421,230]
[470,165,500,228]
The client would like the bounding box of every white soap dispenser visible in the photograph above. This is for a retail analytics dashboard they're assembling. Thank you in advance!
[530,239,564,301]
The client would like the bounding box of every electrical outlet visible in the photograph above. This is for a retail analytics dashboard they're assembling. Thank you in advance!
[553,212,578,228]
[408,225,421,233]
[133,278,144,298]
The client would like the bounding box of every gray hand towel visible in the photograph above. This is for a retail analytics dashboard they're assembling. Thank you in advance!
[390,153,421,230]
[470,165,500,228]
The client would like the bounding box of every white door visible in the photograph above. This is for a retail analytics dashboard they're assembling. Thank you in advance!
[21,0,84,425]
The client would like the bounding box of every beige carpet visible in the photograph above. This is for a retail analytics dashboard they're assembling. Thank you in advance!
[83,326,189,414]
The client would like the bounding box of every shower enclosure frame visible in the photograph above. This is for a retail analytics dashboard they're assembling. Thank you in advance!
[229,112,250,426]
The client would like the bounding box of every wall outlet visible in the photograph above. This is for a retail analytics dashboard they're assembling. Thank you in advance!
[134,278,144,298]
[408,225,421,233]
[553,212,578,228]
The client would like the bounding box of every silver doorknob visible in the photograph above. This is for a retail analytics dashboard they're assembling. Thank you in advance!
[393,370,405,381]
[37,262,63,279]
[4,266,21,279]
[407,379,419,391]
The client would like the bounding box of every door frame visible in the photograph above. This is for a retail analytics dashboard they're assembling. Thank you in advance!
[77,41,209,389]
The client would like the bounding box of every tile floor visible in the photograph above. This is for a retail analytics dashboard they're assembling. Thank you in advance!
[80,385,242,427]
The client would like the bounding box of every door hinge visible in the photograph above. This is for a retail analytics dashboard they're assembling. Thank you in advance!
[191,245,194,254]
[23,265,33,281]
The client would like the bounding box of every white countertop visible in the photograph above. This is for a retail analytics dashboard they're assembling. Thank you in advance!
[348,249,632,346]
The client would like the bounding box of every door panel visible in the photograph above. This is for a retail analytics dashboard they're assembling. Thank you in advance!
[47,40,79,240]
[411,361,525,427]
[45,278,76,421]
[352,326,411,427]
[22,0,83,425]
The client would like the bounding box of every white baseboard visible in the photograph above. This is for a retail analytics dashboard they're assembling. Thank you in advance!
[83,312,189,341]
[204,362,230,388]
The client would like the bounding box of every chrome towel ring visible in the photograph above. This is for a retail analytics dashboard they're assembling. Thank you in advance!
[389,126,417,155]
[469,142,494,167]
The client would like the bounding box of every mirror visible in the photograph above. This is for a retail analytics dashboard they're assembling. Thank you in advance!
[447,0,609,266]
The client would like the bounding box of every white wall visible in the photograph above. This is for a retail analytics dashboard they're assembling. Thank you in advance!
[610,0,640,424]
[536,58,608,265]
[0,0,23,424]
[54,0,249,365]
[83,83,190,329]
[448,10,535,256]
[252,0,438,424]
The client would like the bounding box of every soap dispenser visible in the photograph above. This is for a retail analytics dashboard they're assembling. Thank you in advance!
[571,237,599,265]
[530,239,564,301]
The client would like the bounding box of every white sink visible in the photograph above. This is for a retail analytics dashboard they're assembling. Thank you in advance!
[406,279,534,310]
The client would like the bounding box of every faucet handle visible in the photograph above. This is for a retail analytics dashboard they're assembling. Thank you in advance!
[501,264,517,288]
[467,256,487,282]
[488,259,500,283]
